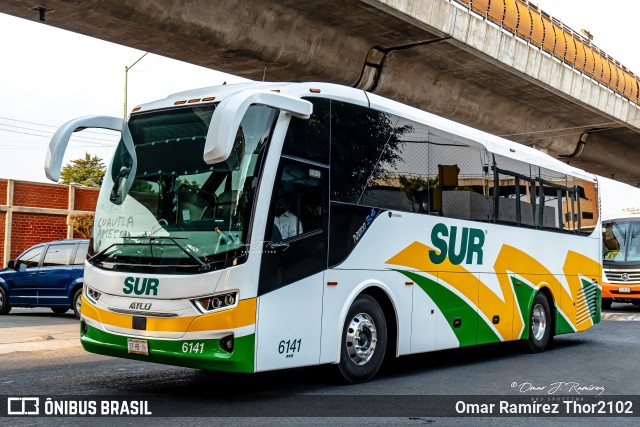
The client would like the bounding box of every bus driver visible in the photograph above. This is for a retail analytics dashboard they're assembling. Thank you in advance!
[274,198,303,239]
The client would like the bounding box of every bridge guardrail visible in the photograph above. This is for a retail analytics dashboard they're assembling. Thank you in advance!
[452,0,639,105]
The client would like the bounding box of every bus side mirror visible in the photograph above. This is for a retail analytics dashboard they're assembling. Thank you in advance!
[45,116,124,182]
[203,90,312,164]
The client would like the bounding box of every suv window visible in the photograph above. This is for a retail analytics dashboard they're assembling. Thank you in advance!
[74,243,89,265]
[17,246,44,268]
[42,244,75,267]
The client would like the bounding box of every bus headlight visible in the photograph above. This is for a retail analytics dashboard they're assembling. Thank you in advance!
[192,291,239,314]
[85,286,102,304]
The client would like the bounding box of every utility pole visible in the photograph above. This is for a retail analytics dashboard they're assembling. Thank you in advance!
[123,52,149,119]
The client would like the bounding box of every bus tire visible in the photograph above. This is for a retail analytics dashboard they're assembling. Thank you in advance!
[338,294,387,383]
[0,287,10,315]
[524,292,552,353]
[72,289,83,319]
[602,298,612,310]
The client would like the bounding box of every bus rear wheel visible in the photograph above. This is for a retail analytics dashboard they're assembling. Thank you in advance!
[338,294,387,383]
[524,292,552,353]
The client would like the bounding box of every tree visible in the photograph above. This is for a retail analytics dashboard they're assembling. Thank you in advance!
[60,153,106,187]
[69,213,94,238]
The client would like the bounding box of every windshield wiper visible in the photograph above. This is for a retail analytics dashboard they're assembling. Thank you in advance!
[89,236,211,271]
[88,242,119,264]
[129,235,211,271]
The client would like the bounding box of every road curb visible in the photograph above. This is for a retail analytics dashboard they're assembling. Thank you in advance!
[0,325,81,355]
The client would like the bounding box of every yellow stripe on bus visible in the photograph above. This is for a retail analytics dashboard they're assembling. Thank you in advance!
[81,296,256,333]
[386,242,601,335]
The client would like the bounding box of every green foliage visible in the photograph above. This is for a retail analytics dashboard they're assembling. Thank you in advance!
[398,176,437,192]
[60,152,106,188]
[131,179,158,194]
[329,103,413,201]
[69,213,94,238]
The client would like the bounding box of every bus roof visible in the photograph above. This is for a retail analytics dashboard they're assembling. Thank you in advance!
[132,81,596,183]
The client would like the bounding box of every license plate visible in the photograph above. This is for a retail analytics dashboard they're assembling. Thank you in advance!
[619,287,631,293]
[127,338,149,355]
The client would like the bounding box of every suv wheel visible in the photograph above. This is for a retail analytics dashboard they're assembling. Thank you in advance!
[0,287,11,314]
[72,289,82,319]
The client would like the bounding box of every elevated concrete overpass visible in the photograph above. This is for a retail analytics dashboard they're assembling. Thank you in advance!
[2,0,640,182]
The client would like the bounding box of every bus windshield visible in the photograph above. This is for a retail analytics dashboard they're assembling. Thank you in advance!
[90,103,278,272]
[602,219,640,263]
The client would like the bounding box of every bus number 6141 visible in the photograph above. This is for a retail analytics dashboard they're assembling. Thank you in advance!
[279,339,301,358]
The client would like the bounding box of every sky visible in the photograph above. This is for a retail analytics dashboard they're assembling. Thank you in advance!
[0,13,246,184]
[1,1,640,212]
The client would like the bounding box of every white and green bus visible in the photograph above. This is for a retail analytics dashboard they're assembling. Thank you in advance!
[46,82,602,383]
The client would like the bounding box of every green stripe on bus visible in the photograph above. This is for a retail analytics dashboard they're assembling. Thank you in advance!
[555,309,576,335]
[511,276,537,340]
[581,277,601,323]
[80,323,255,373]
[397,270,500,346]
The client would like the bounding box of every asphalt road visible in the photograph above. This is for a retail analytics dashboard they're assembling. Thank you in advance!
[1,305,639,426]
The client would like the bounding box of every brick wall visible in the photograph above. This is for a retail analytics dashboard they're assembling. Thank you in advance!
[75,187,100,212]
[0,179,6,204]
[9,213,68,260]
[0,211,5,260]
[13,181,69,210]
[1,179,99,265]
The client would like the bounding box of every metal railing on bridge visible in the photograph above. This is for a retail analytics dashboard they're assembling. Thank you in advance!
[453,0,639,105]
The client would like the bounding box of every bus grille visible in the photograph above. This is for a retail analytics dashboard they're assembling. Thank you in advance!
[603,270,640,283]
[576,283,599,325]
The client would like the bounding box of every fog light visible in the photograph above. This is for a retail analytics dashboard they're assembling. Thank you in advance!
[220,334,234,353]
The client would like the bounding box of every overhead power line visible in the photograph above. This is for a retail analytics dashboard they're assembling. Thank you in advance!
[0,115,121,137]
[0,125,118,146]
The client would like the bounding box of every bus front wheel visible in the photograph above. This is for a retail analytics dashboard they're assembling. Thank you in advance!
[602,298,612,310]
[524,292,552,353]
[338,294,387,383]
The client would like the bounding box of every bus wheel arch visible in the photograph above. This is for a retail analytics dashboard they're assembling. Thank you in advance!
[360,286,398,363]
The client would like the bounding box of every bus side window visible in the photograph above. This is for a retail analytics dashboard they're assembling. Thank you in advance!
[491,155,537,227]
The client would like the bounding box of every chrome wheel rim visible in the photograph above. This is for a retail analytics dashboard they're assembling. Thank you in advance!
[0,291,4,308]
[345,313,377,365]
[75,294,82,316]
[531,303,547,341]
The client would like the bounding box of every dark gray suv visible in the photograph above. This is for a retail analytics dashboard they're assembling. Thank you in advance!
[0,239,88,318]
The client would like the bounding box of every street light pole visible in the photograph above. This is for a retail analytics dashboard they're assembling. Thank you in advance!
[123,52,149,119]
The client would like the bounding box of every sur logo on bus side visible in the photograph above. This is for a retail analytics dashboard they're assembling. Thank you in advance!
[429,223,485,265]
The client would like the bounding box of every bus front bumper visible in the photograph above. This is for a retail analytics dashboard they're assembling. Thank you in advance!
[602,282,640,302]
[79,295,256,373]
[80,323,255,372]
